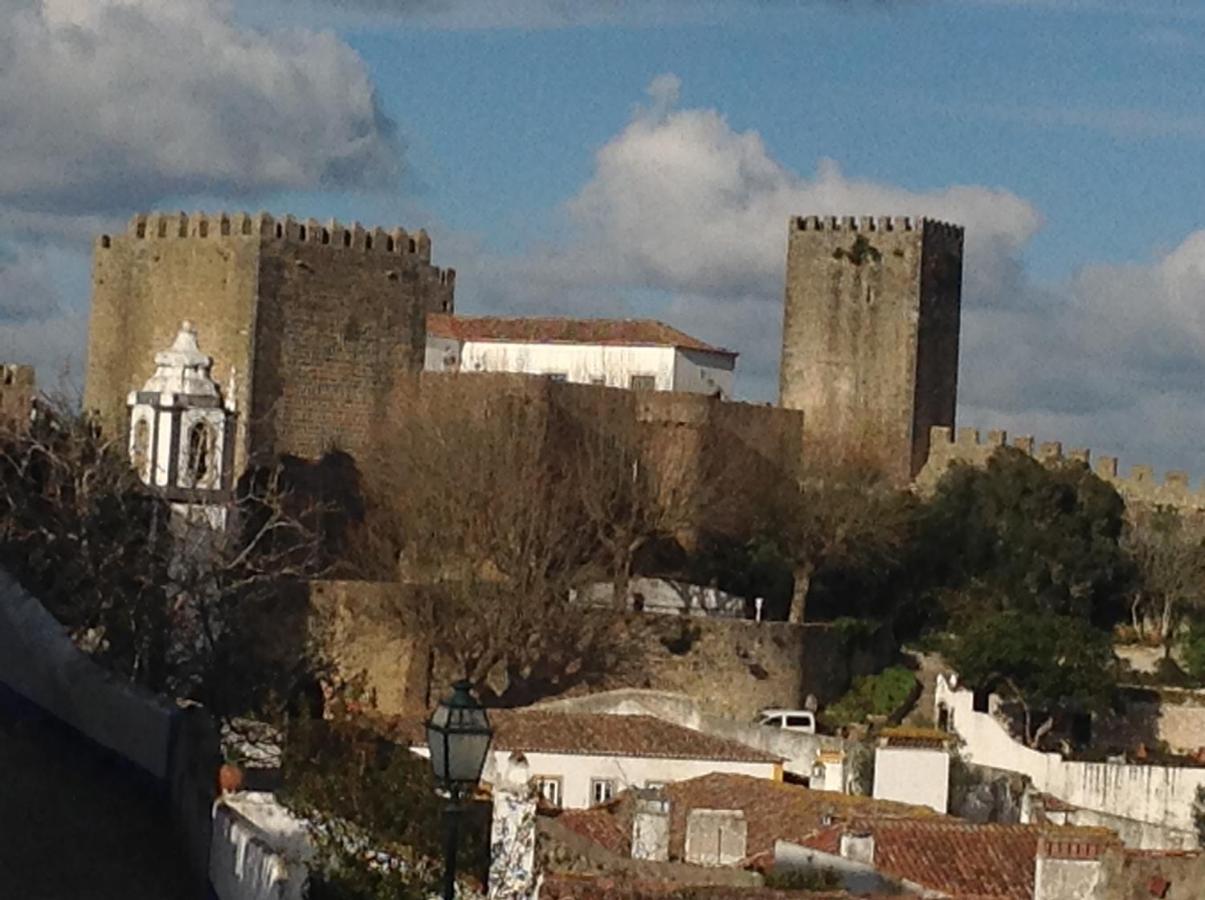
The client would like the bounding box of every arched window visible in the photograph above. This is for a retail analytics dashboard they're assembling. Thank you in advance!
[186,421,213,486]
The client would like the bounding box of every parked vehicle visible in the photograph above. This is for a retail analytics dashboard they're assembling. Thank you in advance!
[756,709,816,734]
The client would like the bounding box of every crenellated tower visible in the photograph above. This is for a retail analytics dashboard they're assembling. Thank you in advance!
[779,215,963,483]
[85,212,456,473]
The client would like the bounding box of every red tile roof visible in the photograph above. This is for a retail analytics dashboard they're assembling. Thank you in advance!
[555,773,940,861]
[395,712,780,764]
[426,314,737,356]
[798,820,1119,900]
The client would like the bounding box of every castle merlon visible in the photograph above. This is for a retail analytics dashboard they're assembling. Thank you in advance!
[926,425,1204,504]
[104,212,435,261]
[791,215,964,237]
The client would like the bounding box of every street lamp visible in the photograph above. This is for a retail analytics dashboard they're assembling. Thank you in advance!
[426,680,493,900]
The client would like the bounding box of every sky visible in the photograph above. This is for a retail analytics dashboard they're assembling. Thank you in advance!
[2,0,1205,474]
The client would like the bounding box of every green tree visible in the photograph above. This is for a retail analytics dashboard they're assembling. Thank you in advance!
[947,609,1116,747]
[918,448,1132,630]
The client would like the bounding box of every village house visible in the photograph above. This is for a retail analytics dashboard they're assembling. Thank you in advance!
[399,711,782,810]
[424,314,738,398]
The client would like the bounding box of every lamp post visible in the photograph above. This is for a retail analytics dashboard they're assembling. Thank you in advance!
[426,680,493,900]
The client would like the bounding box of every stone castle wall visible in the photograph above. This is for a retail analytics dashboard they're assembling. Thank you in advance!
[84,212,455,470]
[779,215,962,483]
[0,364,35,429]
[918,425,1205,513]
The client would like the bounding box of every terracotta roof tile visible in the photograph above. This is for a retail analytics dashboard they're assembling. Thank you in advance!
[556,773,941,863]
[797,820,1119,900]
[427,314,737,356]
[396,712,781,764]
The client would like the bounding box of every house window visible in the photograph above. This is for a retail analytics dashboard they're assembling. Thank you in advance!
[590,778,615,806]
[629,375,656,391]
[535,776,562,808]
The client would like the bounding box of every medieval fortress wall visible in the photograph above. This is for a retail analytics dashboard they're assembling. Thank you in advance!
[84,212,455,470]
[918,426,1205,513]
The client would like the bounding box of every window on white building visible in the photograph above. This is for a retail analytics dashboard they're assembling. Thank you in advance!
[590,778,615,806]
[629,375,656,391]
[535,776,562,808]
[186,421,213,485]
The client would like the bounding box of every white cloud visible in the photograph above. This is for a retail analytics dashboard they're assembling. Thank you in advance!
[453,75,1205,477]
[0,0,398,227]
[459,75,1042,398]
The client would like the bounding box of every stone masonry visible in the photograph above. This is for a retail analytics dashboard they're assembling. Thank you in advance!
[779,215,963,484]
[84,212,455,471]
[0,364,35,429]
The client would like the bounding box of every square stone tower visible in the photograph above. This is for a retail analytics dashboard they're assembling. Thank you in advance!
[779,215,963,483]
[85,212,455,474]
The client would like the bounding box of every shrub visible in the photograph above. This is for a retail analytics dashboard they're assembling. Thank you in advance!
[820,666,917,729]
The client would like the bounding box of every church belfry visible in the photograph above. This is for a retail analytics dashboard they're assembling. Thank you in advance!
[127,321,236,520]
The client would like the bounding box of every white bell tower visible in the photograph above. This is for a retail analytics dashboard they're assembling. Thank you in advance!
[127,321,236,528]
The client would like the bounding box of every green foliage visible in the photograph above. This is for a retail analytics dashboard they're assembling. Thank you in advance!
[918,448,1132,630]
[764,867,842,891]
[280,710,489,898]
[946,610,1116,745]
[820,666,917,729]
[1181,620,1205,685]
[684,534,794,619]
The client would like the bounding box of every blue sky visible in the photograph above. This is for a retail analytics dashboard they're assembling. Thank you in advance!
[3,0,1205,474]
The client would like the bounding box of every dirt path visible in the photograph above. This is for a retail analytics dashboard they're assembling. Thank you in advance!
[0,710,194,899]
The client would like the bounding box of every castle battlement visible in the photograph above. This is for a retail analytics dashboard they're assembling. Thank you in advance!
[791,215,963,239]
[101,212,435,263]
[919,425,1205,511]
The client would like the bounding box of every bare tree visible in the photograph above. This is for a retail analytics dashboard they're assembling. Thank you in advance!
[361,379,639,705]
[0,396,341,724]
[1123,507,1205,649]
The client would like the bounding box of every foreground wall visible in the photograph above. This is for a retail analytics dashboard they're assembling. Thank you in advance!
[936,675,1203,848]
[0,567,221,889]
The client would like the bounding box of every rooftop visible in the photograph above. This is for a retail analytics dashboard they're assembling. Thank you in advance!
[799,819,1119,900]
[555,773,941,860]
[395,711,780,765]
[426,314,737,356]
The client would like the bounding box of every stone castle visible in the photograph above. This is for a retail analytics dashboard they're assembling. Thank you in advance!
[12,206,1182,515]
[84,212,455,474]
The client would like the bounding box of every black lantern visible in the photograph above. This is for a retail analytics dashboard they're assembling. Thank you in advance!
[426,679,493,796]
[426,680,493,900]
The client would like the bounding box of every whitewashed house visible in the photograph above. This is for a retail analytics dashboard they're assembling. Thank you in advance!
[425,314,738,398]
[404,710,781,809]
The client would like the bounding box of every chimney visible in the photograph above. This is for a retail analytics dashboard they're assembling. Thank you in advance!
[839,830,875,866]
[631,789,670,862]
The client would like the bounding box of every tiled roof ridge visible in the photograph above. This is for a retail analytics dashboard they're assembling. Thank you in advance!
[425,312,737,356]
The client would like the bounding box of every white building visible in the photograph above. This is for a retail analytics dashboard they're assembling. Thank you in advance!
[871,727,951,814]
[406,710,781,810]
[425,314,738,399]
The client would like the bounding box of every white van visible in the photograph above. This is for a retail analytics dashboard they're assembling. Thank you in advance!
[757,709,816,734]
